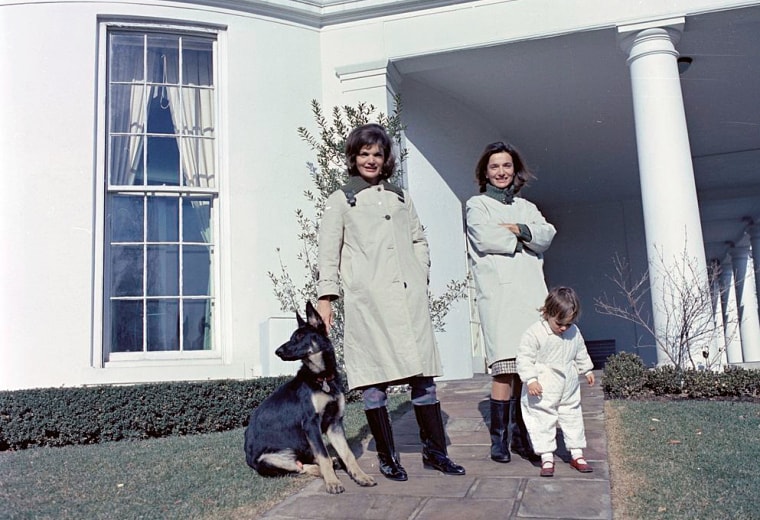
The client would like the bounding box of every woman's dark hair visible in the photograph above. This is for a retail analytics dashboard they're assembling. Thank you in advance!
[541,286,581,323]
[345,123,396,179]
[474,141,534,193]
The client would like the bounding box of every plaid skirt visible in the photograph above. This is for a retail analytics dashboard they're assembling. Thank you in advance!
[489,358,517,375]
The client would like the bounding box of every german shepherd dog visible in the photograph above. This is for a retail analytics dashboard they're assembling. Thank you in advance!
[244,301,376,494]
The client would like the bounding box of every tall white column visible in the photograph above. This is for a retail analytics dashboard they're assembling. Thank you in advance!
[731,242,760,361]
[618,19,711,367]
[708,259,728,370]
[750,224,760,307]
[720,254,744,363]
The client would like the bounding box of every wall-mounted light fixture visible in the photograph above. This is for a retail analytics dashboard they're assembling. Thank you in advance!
[677,56,693,74]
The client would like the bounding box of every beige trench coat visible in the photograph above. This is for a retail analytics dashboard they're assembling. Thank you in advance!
[317,183,442,390]
[466,194,556,365]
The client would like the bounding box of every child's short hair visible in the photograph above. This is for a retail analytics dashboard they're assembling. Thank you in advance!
[541,286,581,322]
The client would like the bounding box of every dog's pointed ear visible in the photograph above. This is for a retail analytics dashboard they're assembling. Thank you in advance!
[296,310,306,327]
[305,301,325,330]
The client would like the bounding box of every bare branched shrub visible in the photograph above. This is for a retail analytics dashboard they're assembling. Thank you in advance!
[595,245,732,371]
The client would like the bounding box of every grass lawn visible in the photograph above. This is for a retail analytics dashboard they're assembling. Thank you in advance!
[606,399,760,520]
[3,393,759,519]
[0,394,410,520]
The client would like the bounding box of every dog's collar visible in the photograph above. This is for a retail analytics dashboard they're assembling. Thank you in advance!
[316,374,335,393]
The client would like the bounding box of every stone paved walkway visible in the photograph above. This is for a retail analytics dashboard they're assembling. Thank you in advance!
[260,372,611,519]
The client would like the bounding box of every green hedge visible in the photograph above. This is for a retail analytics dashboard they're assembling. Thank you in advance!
[0,377,297,451]
[602,352,760,400]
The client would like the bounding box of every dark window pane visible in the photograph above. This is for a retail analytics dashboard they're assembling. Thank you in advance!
[182,37,213,87]
[110,135,144,186]
[110,245,143,297]
[147,299,178,351]
[110,300,144,352]
[183,246,212,296]
[182,198,211,243]
[110,195,144,242]
[147,35,179,84]
[146,136,180,186]
[147,245,179,296]
[147,88,175,135]
[109,33,144,82]
[109,84,146,133]
[147,197,179,242]
[183,300,212,350]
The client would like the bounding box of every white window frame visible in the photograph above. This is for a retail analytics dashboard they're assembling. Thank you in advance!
[93,19,229,368]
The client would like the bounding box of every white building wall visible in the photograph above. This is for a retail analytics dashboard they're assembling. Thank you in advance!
[401,79,501,375]
[4,0,758,389]
[0,1,322,389]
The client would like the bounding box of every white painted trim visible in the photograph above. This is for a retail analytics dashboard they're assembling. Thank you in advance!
[617,16,685,35]
[91,20,110,369]
[214,28,234,365]
[177,0,470,27]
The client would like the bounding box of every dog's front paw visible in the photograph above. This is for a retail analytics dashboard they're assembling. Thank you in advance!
[324,479,345,494]
[351,471,377,487]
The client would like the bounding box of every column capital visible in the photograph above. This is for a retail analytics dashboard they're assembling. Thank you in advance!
[749,223,760,240]
[335,60,400,95]
[618,17,685,59]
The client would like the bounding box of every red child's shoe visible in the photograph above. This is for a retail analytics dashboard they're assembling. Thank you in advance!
[539,461,555,477]
[570,457,593,473]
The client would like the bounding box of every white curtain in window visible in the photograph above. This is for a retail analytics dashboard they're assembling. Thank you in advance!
[110,50,146,186]
[165,86,215,189]
[163,46,215,350]
[162,40,215,242]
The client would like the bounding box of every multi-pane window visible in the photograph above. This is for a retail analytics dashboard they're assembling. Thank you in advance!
[104,28,218,358]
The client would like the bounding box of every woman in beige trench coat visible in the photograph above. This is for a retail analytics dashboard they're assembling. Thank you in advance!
[466,141,556,464]
[317,123,465,481]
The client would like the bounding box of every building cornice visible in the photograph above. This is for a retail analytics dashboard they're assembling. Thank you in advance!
[177,0,474,28]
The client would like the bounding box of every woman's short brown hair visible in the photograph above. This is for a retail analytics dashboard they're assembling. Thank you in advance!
[345,123,396,179]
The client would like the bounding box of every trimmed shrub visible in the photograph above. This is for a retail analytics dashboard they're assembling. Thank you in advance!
[720,365,760,397]
[602,352,760,400]
[646,365,684,395]
[602,352,646,398]
[0,377,292,451]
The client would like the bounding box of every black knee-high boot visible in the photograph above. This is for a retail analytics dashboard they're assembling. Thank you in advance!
[365,407,408,481]
[489,398,512,463]
[509,398,539,461]
[413,402,466,475]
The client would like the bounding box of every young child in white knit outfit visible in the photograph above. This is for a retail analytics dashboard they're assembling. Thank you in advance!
[516,286,595,477]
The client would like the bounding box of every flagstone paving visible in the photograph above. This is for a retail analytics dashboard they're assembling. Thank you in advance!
[261,372,611,520]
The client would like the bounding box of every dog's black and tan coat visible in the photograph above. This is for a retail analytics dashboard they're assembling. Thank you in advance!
[244,302,376,494]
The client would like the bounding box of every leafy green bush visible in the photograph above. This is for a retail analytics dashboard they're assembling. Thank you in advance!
[645,364,684,395]
[603,352,760,400]
[602,351,646,398]
[0,377,297,451]
[719,365,760,397]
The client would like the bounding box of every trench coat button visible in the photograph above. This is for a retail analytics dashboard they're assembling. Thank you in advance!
[385,215,391,220]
